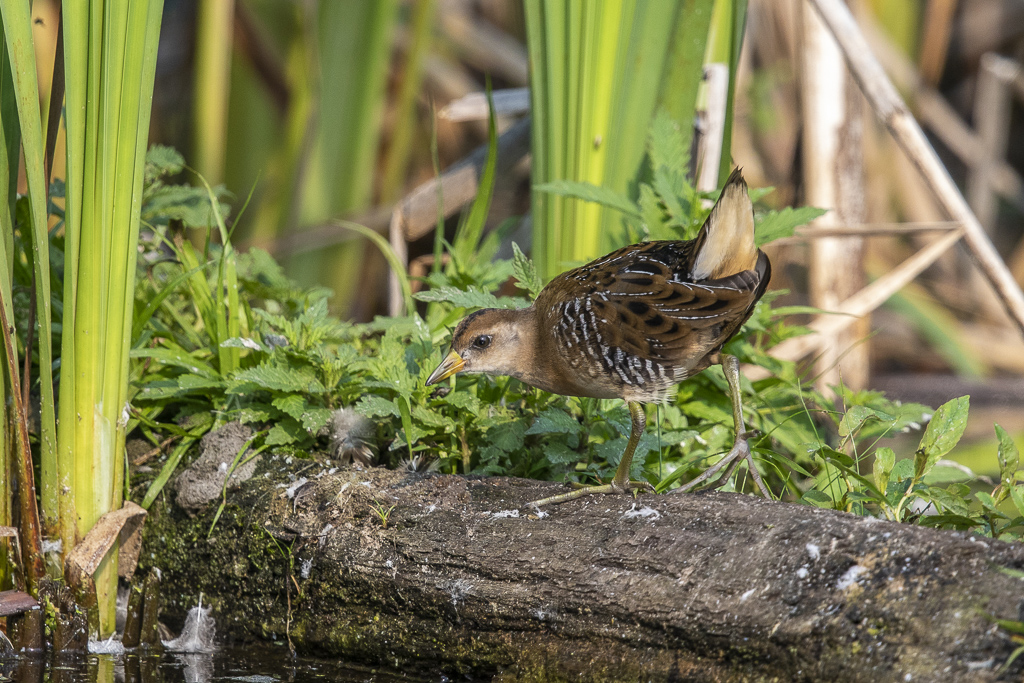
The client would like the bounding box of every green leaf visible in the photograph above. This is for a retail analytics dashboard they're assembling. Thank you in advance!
[438,390,481,412]
[838,405,892,438]
[916,513,980,531]
[230,364,326,394]
[801,490,835,508]
[525,408,582,437]
[411,404,451,430]
[996,424,1019,488]
[545,442,581,465]
[638,183,671,239]
[647,109,689,180]
[266,420,305,446]
[511,242,544,299]
[272,394,307,421]
[915,396,969,480]
[533,180,641,219]
[975,491,1006,517]
[177,375,225,391]
[889,458,915,482]
[873,447,895,493]
[413,285,522,310]
[238,406,276,424]
[356,395,401,419]
[301,408,334,435]
[1011,485,1024,519]
[130,347,220,379]
[920,486,970,516]
[145,144,185,181]
[754,206,828,246]
[487,419,527,453]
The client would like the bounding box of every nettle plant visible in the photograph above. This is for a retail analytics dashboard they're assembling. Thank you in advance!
[126,124,1023,541]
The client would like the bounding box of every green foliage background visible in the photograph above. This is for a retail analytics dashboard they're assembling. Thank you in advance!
[118,118,1024,545]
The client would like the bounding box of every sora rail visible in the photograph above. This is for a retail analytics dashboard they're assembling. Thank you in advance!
[426,168,771,505]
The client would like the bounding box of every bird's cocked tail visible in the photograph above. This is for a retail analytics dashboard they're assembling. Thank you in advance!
[690,168,758,280]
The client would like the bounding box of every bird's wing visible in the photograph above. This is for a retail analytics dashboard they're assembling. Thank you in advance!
[547,246,768,388]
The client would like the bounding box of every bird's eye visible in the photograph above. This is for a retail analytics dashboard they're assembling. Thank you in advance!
[472,334,492,349]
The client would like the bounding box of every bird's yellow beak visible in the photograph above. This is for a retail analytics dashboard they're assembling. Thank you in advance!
[426,350,465,385]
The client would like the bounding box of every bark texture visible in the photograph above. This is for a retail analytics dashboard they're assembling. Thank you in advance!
[141,463,1024,682]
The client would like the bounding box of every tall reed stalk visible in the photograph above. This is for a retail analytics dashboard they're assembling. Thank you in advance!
[0,0,58,569]
[524,0,744,281]
[1,0,164,636]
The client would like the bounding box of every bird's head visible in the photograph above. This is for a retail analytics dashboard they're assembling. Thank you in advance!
[425,308,530,385]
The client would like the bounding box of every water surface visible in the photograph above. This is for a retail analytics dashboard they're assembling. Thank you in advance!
[1,646,431,682]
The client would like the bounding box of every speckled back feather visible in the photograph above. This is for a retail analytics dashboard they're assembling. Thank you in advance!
[535,170,770,402]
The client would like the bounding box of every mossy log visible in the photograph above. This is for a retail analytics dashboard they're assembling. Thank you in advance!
[141,463,1024,682]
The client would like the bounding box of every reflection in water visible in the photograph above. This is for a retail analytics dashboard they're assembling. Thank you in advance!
[0,647,431,682]
[174,653,213,683]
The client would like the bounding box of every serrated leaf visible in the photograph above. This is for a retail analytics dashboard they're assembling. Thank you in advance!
[545,441,582,465]
[487,419,526,453]
[301,408,334,434]
[647,109,689,179]
[238,406,276,424]
[754,206,828,246]
[439,390,481,412]
[511,242,543,299]
[230,363,325,394]
[525,408,582,437]
[413,285,521,310]
[356,395,401,419]
[915,396,969,480]
[873,447,895,493]
[534,180,641,219]
[411,404,451,430]
[639,183,672,240]
[145,144,185,182]
[272,394,307,421]
[266,420,304,446]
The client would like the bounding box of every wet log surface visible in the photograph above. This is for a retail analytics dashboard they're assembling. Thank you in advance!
[141,462,1024,682]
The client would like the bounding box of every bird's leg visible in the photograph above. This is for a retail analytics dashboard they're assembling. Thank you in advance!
[529,401,655,506]
[672,354,771,497]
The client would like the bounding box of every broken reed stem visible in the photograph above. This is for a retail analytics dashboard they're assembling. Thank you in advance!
[0,288,45,593]
[808,0,1024,338]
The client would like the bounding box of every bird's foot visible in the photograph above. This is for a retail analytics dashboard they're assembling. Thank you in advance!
[529,479,654,507]
[670,430,771,498]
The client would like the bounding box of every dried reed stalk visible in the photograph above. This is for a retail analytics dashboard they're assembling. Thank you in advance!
[800,0,868,391]
[809,0,1024,337]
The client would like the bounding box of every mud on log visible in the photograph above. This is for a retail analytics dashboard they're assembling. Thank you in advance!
[141,465,1024,682]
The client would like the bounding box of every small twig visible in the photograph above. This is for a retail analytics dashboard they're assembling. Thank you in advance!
[131,435,179,466]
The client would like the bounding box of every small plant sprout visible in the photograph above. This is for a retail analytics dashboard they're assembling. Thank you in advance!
[370,500,397,529]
